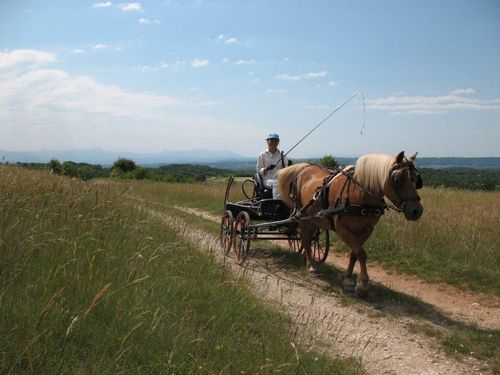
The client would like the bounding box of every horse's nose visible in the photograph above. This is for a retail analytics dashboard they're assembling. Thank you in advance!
[411,207,423,220]
[404,204,423,220]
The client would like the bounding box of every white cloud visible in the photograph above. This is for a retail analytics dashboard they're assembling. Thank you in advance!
[0,56,257,153]
[0,49,57,69]
[120,2,143,12]
[191,58,209,68]
[366,93,500,114]
[138,60,184,72]
[139,17,160,24]
[450,88,475,95]
[235,59,255,65]
[216,34,238,45]
[276,70,327,81]
[315,80,338,88]
[306,71,327,78]
[0,66,221,133]
[267,89,285,94]
[73,49,86,54]
[221,58,229,63]
[93,1,112,8]
[93,44,109,50]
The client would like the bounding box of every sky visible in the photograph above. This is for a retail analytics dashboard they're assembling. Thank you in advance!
[0,0,499,158]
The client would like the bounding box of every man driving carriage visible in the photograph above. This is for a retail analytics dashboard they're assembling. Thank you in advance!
[256,133,289,199]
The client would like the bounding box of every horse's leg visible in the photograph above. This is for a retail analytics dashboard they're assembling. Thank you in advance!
[342,252,357,293]
[300,220,316,273]
[336,225,374,297]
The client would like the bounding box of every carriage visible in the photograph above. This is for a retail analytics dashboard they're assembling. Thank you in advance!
[219,173,330,265]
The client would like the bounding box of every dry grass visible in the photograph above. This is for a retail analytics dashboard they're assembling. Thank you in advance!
[0,166,358,374]
[368,188,500,294]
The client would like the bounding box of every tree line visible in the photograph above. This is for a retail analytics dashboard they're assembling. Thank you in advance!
[44,158,233,183]
[8,156,500,190]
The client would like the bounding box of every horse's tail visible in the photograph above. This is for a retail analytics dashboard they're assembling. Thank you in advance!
[277,163,309,207]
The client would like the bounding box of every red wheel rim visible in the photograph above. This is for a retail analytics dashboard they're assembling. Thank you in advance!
[233,212,251,265]
[220,210,233,254]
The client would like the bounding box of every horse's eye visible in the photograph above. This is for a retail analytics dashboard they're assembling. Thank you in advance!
[415,174,423,189]
[391,171,402,187]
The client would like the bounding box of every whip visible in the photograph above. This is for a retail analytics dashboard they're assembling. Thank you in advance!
[267,92,365,170]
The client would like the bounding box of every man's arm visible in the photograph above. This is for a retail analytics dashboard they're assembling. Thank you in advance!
[256,153,265,174]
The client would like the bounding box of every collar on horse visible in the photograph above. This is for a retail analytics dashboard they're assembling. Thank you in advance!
[292,165,387,230]
[317,167,387,229]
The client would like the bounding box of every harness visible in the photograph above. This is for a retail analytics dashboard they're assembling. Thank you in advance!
[293,166,387,231]
[289,158,422,230]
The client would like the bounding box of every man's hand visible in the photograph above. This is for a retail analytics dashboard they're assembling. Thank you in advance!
[266,164,276,171]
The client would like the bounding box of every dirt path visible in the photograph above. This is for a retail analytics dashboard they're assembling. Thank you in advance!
[134,203,493,375]
[176,205,500,331]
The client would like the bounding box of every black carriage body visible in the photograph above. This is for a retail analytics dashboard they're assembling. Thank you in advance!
[225,198,291,222]
[220,175,329,265]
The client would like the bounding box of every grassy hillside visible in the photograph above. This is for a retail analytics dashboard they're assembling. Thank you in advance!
[0,166,358,374]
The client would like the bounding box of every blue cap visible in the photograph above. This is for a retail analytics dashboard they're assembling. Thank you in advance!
[266,133,280,140]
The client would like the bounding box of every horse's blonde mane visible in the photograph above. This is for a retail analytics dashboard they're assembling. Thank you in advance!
[353,154,395,195]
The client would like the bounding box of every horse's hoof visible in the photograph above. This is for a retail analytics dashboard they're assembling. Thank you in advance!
[342,278,356,294]
[355,284,369,298]
[308,266,318,275]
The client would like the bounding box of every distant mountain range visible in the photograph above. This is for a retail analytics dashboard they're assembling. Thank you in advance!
[0,148,245,166]
[1,148,499,170]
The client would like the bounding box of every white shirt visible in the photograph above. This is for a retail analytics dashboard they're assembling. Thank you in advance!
[256,149,288,180]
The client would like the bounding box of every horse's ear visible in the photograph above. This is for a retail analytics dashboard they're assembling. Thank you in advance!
[409,152,418,162]
[396,151,405,163]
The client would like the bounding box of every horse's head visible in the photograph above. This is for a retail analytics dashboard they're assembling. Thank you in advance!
[384,151,424,221]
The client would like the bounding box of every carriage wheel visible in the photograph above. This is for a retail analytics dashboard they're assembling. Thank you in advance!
[287,233,303,254]
[233,211,251,265]
[311,229,329,263]
[219,210,234,254]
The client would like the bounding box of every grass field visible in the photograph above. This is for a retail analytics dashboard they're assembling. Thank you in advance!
[127,177,500,295]
[0,166,359,374]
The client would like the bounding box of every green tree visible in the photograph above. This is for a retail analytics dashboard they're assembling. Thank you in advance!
[112,158,137,173]
[319,155,339,169]
[47,159,62,175]
[62,161,78,177]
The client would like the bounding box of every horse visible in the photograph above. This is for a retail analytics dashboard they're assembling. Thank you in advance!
[277,151,423,297]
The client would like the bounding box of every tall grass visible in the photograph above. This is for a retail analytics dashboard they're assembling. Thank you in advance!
[0,166,358,374]
[128,178,500,295]
[367,188,500,294]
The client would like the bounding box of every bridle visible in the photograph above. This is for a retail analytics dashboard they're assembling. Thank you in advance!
[387,161,423,212]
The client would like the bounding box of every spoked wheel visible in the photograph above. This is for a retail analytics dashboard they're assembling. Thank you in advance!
[219,210,234,254]
[311,228,329,263]
[287,228,303,254]
[233,211,251,265]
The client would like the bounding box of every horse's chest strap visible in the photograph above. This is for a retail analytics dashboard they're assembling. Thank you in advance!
[317,204,387,218]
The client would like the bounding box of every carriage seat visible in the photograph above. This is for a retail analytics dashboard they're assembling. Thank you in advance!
[254,173,273,199]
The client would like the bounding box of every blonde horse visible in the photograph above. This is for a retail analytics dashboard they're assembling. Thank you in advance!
[277,151,423,296]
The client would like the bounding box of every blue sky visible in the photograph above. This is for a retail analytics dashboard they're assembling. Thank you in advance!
[1,0,499,158]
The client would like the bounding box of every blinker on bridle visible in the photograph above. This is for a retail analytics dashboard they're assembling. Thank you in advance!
[388,161,423,212]
[390,161,423,190]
